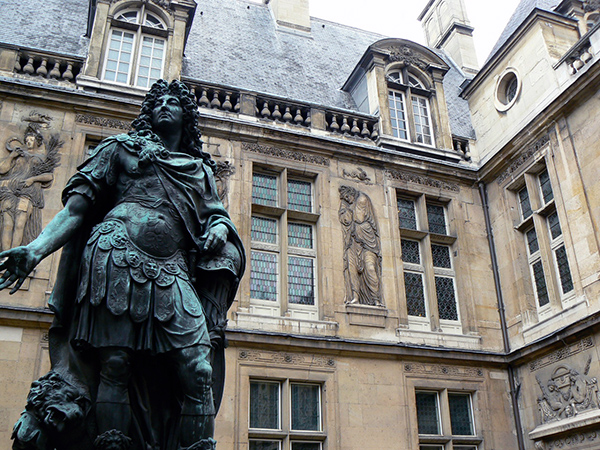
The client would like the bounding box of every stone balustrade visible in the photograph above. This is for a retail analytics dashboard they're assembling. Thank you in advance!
[189,84,241,113]
[256,97,311,128]
[452,137,471,161]
[14,50,83,83]
[325,111,379,141]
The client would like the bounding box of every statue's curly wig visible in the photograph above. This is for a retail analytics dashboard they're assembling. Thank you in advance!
[131,79,214,167]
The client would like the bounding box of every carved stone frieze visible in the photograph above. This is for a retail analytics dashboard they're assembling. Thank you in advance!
[238,349,336,368]
[342,167,372,185]
[536,356,599,424]
[530,337,595,372]
[387,46,428,70]
[497,133,551,184]
[403,363,484,378]
[386,169,460,192]
[75,114,131,131]
[544,430,600,449]
[242,142,330,166]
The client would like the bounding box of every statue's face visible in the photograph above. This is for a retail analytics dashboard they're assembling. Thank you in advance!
[151,94,183,134]
[25,134,36,149]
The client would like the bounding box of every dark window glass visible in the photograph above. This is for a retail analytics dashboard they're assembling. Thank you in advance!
[427,204,447,235]
[532,260,549,307]
[398,198,417,230]
[431,244,451,269]
[401,239,420,264]
[547,212,562,240]
[448,393,474,436]
[526,228,539,254]
[253,173,278,206]
[252,216,278,244]
[249,381,279,429]
[250,441,280,450]
[415,391,440,435]
[291,384,320,431]
[288,179,312,212]
[539,169,554,204]
[250,251,278,301]
[555,245,574,294]
[518,187,532,220]
[291,443,321,450]
[405,272,426,317]
[435,276,458,321]
[505,76,518,103]
[288,257,314,305]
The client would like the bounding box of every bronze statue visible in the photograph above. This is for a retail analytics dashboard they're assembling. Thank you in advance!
[2,80,245,450]
[338,185,382,306]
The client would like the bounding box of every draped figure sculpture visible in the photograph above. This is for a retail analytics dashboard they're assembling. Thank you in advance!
[2,80,245,450]
[338,185,382,306]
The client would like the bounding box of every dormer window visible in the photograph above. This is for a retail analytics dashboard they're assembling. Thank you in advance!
[103,6,167,88]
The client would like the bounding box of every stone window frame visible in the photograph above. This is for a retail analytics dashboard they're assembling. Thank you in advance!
[494,68,521,112]
[249,163,320,320]
[396,190,461,334]
[508,159,577,321]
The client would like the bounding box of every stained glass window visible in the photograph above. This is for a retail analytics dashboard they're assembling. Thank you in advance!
[288,257,314,305]
[249,381,280,429]
[398,198,417,230]
[518,187,532,220]
[288,179,312,212]
[435,276,458,321]
[389,91,408,140]
[539,169,553,204]
[526,228,539,254]
[412,96,433,145]
[288,223,313,249]
[532,261,549,307]
[427,204,447,235]
[250,251,278,301]
[416,391,440,435]
[252,216,278,244]
[448,393,474,435]
[253,173,278,206]
[291,384,320,431]
[431,244,451,269]
[555,245,574,294]
[547,212,562,240]
[402,240,420,264]
[405,273,426,317]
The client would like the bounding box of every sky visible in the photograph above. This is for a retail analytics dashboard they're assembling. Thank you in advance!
[308,0,523,65]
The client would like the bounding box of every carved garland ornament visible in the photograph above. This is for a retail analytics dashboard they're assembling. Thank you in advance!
[242,142,330,166]
[238,349,336,368]
[342,167,372,185]
[404,363,484,378]
[387,169,460,192]
[387,46,428,70]
[530,337,595,372]
[75,114,132,131]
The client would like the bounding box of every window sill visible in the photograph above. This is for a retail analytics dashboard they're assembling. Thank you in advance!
[77,75,149,97]
[378,136,463,163]
[522,295,588,343]
[232,311,338,336]
[396,327,481,350]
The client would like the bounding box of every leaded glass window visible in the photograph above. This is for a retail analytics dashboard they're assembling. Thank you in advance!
[436,276,458,321]
[288,223,313,248]
[250,251,278,301]
[416,391,440,435]
[253,173,278,206]
[288,257,314,305]
[401,239,420,264]
[532,260,549,307]
[526,228,539,254]
[252,216,278,243]
[547,212,562,240]
[291,384,321,431]
[431,244,451,269]
[539,169,553,204]
[389,91,409,140]
[518,187,532,220]
[250,441,280,450]
[448,393,474,436]
[427,204,447,235]
[288,179,313,212]
[250,381,280,429]
[405,273,426,317]
[291,443,321,450]
[398,198,417,230]
[555,245,574,294]
[412,96,433,145]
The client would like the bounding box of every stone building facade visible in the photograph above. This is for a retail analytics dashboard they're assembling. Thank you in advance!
[1,0,600,449]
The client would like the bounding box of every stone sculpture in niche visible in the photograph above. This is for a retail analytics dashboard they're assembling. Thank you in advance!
[338,185,383,306]
[3,80,245,450]
[213,160,235,208]
[0,122,61,251]
[536,356,600,424]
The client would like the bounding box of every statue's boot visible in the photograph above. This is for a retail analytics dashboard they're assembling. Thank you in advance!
[180,437,216,450]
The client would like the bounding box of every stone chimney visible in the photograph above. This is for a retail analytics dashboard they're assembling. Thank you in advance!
[264,0,311,32]
[418,0,478,75]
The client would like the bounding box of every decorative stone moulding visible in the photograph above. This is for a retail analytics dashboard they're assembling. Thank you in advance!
[494,68,521,112]
[14,51,83,83]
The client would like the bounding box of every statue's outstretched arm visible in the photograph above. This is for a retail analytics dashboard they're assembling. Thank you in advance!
[0,194,90,293]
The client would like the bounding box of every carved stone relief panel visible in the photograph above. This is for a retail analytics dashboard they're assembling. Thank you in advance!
[338,185,383,306]
[213,160,235,208]
[0,113,62,250]
[342,167,373,185]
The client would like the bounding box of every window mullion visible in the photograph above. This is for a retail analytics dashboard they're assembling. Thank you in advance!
[281,210,290,315]
[439,390,451,440]
[405,87,418,144]
[422,234,439,331]
[130,26,143,85]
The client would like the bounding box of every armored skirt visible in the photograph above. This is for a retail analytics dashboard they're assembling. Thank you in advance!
[71,219,210,354]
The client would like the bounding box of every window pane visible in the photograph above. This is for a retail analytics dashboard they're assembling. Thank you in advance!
[448,393,474,435]
[249,381,280,429]
[288,222,313,248]
[431,244,451,269]
[291,384,320,431]
[539,169,554,204]
[250,251,278,301]
[412,96,432,145]
[398,198,417,230]
[401,239,420,264]
[419,446,444,450]
[405,272,426,317]
[415,392,440,435]
[518,187,532,220]
[453,447,478,450]
[547,212,562,240]
[435,276,458,321]
[427,204,447,235]
[526,228,539,254]
[104,30,134,83]
[291,443,321,450]
[250,441,280,450]
[136,36,165,88]
[288,179,313,212]
[555,245,574,294]
[288,256,314,305]
[252,216,278,244]
[532,260,549,307]
[389,91,408,140]
[253,173,278,206]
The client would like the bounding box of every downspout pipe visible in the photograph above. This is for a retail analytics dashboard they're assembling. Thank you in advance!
[478,181,526,450]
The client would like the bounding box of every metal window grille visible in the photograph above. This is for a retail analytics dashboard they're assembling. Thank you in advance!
[288,179,313,212]
[288,223,313,249]
[555,245,574,294]
[526,228,539,254]
[290,384,321,431]
[249,381,280,429]
[250,251,278,301]
[253,173,278,206]
[431,244,451,269]
[104,30,134,84]
[252,216,278,244]
[389,91,409,140]
[405,272,426,317]
[398,198,418,230]
[547,212,562,240]
[539,169,554,204]
[411,96,433,145]
[532,260,549,307]
[401,239,420,264]
[288,257,314,305]
[136,36,165,88]
[427,204,447,235]
[518,187,532,220]
[448,393,474,436]
[415,391,441,435]
[435,276,458,321]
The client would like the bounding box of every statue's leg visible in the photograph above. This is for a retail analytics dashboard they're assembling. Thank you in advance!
[96,347,132,435]
[0,202,14,251]
[11,198,33,247]
[171,344,216,449]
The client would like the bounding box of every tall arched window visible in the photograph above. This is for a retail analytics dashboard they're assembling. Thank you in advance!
[103,6,167,88]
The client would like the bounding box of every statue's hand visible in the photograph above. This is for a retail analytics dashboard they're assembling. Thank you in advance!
[203,223,228,253]
[0,246,40,294]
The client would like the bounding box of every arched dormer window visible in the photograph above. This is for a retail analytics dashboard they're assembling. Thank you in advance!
[387,69,435,146]
[103,5,168,88]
